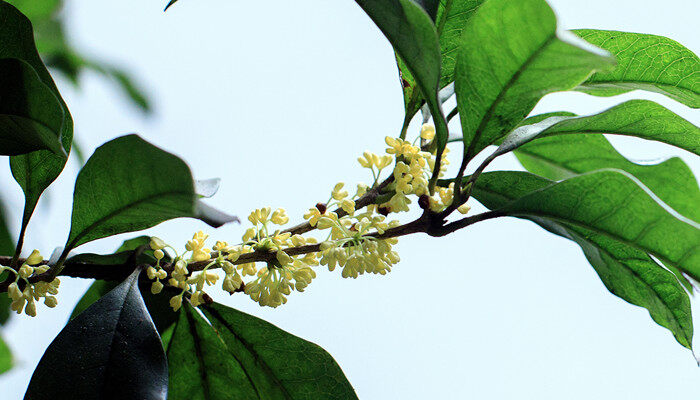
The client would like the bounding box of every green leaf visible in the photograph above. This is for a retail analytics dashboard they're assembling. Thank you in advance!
[202,302,358,399]
[471,171,694,349]
[436,0,484,89]
[166,304,260,400]
[0,58,65,156]
[575,30,700,108]
[477,169,700,282]
[522,100,700,156]
[398,0,485,122]
[0,334,12,375]
[8,0,152,113]
[0,2,73,246]
[25,269,168,400]
[66,134,236,250]
[0,203,13,325]
[356,0,449,159]
[515,134,700,222]
[70,279,177,334]
[454,0,614,161]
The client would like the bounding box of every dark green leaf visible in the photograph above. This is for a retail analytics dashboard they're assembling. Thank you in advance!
[575,30,700,108]
[471,171,694,349]
[0,202,14,325]
[0,334,12,375]
[522,100,700,155]
[0,2,73,244]
[69,279,177,334]
[202,302,358,399]
[515,134,700,222]
[66,134,236,250]
[414,0,439,20]
[454,0,614,161]
[357,0,449,159]
[0,58,65,156]
[167,304,260,400]
[25,269,168,400]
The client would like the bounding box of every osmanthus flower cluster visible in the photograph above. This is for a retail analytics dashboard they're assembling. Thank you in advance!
[138,123,471,309]
[2,250,60,317]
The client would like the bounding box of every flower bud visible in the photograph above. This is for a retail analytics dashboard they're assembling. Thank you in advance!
[149,237,166,250]
[44,296,58,308]
[154,249,165,260]
[151,281,164,294]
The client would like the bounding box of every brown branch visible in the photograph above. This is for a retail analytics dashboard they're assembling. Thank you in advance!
[282,176,393,236]
[0,205,505,293]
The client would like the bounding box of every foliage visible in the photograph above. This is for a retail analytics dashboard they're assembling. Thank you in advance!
[0,0,698,397]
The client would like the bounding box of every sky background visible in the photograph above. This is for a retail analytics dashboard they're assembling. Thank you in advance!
[1,0,699,398]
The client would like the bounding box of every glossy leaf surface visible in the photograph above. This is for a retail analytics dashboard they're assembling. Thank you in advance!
[454,0,614,161]
[167,304,260,399]
[202,302,358,399]
[471,171,694,349]
[575,30,700,108]
[0,58,65,156]
[1,2,73,232]
[523,100,700,155]
[66,135,235,250]
[25,269,168,400]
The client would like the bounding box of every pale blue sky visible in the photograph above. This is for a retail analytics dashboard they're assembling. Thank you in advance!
[1,0,699,398]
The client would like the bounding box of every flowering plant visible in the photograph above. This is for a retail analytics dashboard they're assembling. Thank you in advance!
[0,0,698,398]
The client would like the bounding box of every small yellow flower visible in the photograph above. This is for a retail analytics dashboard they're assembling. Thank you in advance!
[169,295,183,311]
[331,182,348,200]
[303,207,323,226]
[154,249,165,260]
[420,123,436,141]
[151,281,164,294]
[26,250,43,266]
[44,296,58,308]
[271,208,289,225]
[18,265,34,279]
[340,199,355,215]
[458,204,471,215]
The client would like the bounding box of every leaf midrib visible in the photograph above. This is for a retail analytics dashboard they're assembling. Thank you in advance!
[69,189,193,249]
[205,306,294,400]
[464,33,557,161]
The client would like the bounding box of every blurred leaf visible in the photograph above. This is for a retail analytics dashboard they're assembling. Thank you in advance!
[357,0,449,157]
[575,30,700,108]
[85,61,152,113]
[472,171,694,349]
[66,134,236,250]
[166,304,260,399]
[0,2,73,245]
[0,58,66,156]
[522,100,700,155]
[0,334,12,375]
[9,0,152,113]
[454,0,614,161]
[25,269,168,400]
[164,0,178,11]
[202,302,358,399]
